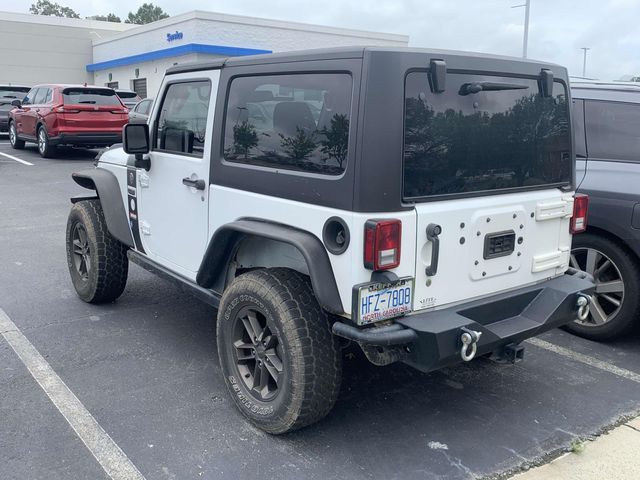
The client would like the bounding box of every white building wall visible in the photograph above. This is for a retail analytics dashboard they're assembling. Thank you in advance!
[93,53,221,99]
[92,11,408,63]
[0,11,133,85]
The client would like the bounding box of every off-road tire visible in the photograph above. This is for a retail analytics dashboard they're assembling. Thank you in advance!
[563,233,640,341]
[217,268,342,434]
[9,121,25,149]
[66,199,129,303]
[37,125,56,158]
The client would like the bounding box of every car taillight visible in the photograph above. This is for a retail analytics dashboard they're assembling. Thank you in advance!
[364,219,402,270]
[570,194,589,234]
[52,105,79,113]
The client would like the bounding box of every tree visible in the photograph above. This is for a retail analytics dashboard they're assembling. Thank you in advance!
[125,3,169,24]
[232,121,259,159]
[88,14,122,23]
[30,0,79,18]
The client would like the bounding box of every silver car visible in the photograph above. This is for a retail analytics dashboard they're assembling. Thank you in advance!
[128,98,153,124]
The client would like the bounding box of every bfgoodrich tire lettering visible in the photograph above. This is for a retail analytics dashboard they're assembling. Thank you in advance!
[217,268,342,434]
[66,199,129,303]
[564,233,640,340]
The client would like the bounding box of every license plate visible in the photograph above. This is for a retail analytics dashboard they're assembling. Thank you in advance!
[353,278,414,325]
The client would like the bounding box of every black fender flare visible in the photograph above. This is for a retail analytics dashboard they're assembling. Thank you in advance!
[71,168,134,247]
[197,219,344,315]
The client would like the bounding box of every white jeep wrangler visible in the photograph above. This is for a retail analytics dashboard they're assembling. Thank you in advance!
[66,47,594,434]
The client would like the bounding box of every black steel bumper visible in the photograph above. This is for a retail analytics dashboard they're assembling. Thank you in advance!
[49,133,122,147]
[333,272,595,372]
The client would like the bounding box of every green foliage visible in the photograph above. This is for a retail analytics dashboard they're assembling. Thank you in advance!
[88,13,122,23]
[280,128,317,161]
[29,0,79,18]
[125,3,169,25]
[320,114,349,168]
[232,121,259,159]
[570,439,585,454]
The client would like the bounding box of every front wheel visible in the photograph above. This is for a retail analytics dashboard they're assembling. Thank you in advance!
[66,200,129,303]
[564,233,640,340]
[217,268,342,434]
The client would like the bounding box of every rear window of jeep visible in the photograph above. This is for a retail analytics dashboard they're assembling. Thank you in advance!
[403,72,572,199]
[223,73,352,176]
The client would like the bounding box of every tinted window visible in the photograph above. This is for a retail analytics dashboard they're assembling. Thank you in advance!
[572,99,586,157]
[138,99,152,114]
[63,88,121,106]
[0,86,30,100]
[33,88,48,105]
[223,74,352,176]
[22,88,39,106]
[584,100,640,162]
[403,72,572,199]
[117,91,139,99]
[155,81,211,157]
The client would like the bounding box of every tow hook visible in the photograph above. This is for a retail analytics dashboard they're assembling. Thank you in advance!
[460,327,482,362]
[576,293,591,321]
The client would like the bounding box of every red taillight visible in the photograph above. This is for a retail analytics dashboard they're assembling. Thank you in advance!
[364,219,402,270]
[52,105,79,113]
[571,194,589,234]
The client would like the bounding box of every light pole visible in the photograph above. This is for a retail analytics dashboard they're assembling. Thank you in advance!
[512,0,531,58]
[581,47,591,78]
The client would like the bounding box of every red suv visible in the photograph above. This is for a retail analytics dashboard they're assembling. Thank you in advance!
[8,84,128,158]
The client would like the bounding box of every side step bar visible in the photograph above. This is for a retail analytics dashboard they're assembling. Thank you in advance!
[127,250,221,308]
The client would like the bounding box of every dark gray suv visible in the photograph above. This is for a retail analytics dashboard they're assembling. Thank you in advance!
[567,81,640,340]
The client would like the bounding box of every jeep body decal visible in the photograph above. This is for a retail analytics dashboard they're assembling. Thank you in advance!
[126,167,146,254]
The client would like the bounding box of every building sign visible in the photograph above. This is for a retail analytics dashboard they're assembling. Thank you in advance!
[166,31,184,42]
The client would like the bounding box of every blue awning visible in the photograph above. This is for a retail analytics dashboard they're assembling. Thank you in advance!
[87,43,272,72]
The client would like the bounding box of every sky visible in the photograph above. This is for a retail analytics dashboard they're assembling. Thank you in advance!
[4,0,640,80]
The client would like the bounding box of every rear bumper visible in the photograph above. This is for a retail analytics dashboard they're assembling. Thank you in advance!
[332,272,594,372]
[49,132,122,147]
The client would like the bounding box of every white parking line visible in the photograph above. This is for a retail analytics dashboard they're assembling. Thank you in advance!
[0,309,146,480]
[527,337,640,384]
[0,151,34,166]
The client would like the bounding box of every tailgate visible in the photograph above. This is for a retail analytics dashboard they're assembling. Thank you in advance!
[412,189,574,312]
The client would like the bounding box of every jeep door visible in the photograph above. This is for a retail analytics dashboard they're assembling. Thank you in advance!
[134,70,220,278]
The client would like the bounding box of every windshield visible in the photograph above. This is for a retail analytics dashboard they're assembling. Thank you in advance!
[63,88,121,106]
[403,72,572,199]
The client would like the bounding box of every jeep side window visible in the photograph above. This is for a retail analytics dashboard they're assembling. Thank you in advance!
[584,100,640,162]
[223,73,352,175]
[155,80,211,157]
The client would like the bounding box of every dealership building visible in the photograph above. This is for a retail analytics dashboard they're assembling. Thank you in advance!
[0,10,408,99]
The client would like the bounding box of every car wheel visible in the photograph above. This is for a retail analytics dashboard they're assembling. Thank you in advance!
[37,126,56,158]
[563,233,640,340]
[66,200,129,303]
[217,268,342,434]
[9,122,25,149]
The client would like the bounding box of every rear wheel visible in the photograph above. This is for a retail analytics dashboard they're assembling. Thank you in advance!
[9,122,25,149]
[564,233,640,340]
[66,200,129,303]
[217,268,342,434]
[37,126,56,158]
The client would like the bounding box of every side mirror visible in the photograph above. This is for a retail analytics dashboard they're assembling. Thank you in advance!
[11,99,21,108]
[123,123,151,170]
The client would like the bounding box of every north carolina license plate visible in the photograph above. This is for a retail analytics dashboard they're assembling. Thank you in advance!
[354,278,414,325]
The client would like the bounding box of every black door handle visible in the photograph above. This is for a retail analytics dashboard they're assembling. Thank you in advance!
[425,223,442,276]
[182,177,206,190]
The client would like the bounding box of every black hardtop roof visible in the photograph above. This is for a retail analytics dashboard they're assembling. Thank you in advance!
[166,46,566,76]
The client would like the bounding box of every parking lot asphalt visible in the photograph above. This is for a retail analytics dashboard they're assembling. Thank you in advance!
[1,136,640,480]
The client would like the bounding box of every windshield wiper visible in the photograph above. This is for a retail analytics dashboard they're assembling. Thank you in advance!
[459,82,529,96]
[78,100,97,104]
